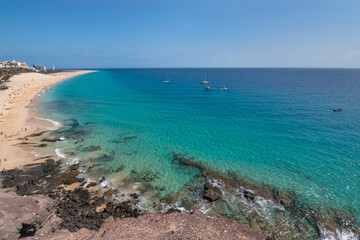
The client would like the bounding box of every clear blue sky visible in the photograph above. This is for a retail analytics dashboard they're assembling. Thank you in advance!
[1,0,359,68]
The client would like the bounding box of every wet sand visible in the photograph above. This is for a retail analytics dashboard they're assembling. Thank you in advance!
[0,71,95,169]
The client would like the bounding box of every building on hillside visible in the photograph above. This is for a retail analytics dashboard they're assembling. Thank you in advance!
[0,60,33,69]
[33,64,46,71]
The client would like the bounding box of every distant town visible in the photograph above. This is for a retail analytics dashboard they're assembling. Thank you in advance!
[0,60,55,72]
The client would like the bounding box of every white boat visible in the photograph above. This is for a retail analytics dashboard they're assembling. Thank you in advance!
[221,85,227,90]
[163,75,170,83]
[201,72,209,84]
[205,86,212,90]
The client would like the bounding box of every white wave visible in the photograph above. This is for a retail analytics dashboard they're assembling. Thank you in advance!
[160,201,189,214]
[55,148,79,165]
[208,178,224,188]
[136,195,154,213]
[320,227,358,240]
[66,158,79,165]
[78,164,88,173]
[55,148,66,158]
[35,117,60,128]
[100,179,109,188]
[198,201,211,214]
[59,136,66,141]
[255,196,285,211]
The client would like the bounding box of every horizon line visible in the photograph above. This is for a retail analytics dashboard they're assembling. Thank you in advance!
[59,66,360,70]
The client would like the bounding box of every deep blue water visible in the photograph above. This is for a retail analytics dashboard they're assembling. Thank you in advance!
[38,68,360,238]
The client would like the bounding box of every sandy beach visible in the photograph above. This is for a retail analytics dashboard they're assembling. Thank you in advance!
[0,71,95,170]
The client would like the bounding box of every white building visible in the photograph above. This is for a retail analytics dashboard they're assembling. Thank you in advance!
[33,64,46,71]
[0,60,31,69]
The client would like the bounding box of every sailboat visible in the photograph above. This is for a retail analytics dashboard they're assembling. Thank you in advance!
[221,85,227,90]
[163,75,170,83]
[201,72,209,84]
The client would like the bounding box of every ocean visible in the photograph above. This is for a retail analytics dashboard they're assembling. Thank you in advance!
[38,68,360,239]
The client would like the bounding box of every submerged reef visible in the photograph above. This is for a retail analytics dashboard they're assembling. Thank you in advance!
[159,152,360,240]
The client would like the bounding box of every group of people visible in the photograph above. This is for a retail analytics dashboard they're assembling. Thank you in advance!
[1,169,15,180]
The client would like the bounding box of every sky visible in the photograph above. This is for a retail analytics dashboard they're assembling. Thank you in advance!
[0,0,360,69]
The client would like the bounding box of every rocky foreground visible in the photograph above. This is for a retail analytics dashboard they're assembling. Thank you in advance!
[24,211,264,240]
[0,184,264,240]
[0,158,264,240]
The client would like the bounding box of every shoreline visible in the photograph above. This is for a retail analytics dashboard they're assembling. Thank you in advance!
[0,70,359,239]
[0,70,266,239]
[0,71,95,170]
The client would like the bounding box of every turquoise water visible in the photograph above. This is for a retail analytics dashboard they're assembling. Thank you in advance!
[39,69,360,237]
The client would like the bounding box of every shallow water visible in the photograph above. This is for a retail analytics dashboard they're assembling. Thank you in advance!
[38,68,360,239]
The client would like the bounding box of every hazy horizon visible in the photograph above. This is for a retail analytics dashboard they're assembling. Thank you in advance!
[1,0,359,69]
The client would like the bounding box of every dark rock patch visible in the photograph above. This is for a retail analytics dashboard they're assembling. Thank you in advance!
[203,182,222,201]
[41,137,64,142]
[64,151,76,156]
[33,143,48,148]
[113,136,138,143]
[99,177,106,183]
[23,131,48,139]
[64,119,80,128]
[92,151,116,163]
[0,158,145,236]
[84,146,101,152]
[155,186,166,191]
[87,182,97,188]
[115,165,125,172]
[19,223,37,238]
[85,121,98,125]
[243,189,255,201]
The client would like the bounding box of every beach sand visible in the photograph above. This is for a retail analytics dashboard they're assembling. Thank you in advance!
[0,71,95,170]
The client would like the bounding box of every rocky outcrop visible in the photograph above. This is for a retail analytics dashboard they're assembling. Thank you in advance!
[203,182,222,201]
[24,211,265,240]
[0,185,58,239]
[41,137,64,142]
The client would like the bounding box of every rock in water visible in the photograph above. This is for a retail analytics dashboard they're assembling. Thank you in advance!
[203,182,222,201]
[84,146,101,152]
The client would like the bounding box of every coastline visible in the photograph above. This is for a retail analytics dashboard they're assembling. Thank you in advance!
[0,71,95,170]
[0,70,266,240]
[0,69,358,239]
